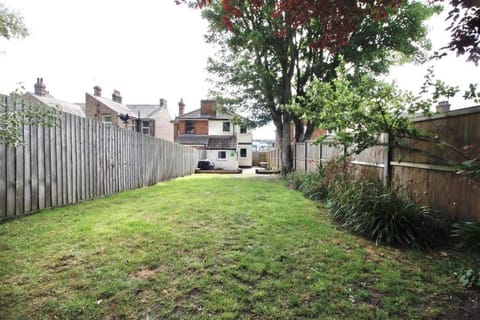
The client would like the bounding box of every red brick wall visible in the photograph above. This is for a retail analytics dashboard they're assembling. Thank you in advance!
[176,120,208,135]
[200,100,216,116]
[196,120,208,135]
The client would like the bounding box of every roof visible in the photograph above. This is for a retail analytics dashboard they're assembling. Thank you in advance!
[175,135,237,150]
[128,104,171,120]
[206,135,237,150]
[87,93,136,118]
[175,135,209,145]
[26,92,85,117]
[175,108,235,120]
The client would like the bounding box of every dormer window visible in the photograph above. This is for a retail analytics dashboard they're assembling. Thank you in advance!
[223,121,231,132]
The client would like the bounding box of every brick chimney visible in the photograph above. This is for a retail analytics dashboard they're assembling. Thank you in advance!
[159,98,167,107]
[94,86,102,97]
[178,98,185,116]
[200,100,216,116]
[34,78,48,96]
[112,90,122,103]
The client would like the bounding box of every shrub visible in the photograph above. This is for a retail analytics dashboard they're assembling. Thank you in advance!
[454,269,480,289]
[328,177,441,249]
[284,172,306,190]
[451,221,480,251]
[284,164,331,200]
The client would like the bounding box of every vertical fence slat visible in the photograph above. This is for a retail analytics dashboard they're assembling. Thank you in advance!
[15,138,24,216]
[6,146,15,217]
[30,126,39,211]
[44,126,52,209]
[23,123,32,214]
[50,126,58,207]
[0,143,6,218]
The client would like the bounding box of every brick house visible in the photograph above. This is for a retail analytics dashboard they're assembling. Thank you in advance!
[22,78,85,117]
[127,98,173,141]
[85,86,137,129]
[172,99,253,169]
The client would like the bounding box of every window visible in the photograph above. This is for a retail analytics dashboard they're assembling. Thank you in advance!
[186,120,195,134]
[240,125,247,134]
[223,121,231,132]
[142,121,150,135]
[240,148,247,158]
[102,115,112,125]
[218,151,227,160]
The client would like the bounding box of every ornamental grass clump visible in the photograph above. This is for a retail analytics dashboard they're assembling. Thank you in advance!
[328,177,439,249]
[451,221,480,251]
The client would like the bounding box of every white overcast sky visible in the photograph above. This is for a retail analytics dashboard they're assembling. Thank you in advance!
[0,1,478,139]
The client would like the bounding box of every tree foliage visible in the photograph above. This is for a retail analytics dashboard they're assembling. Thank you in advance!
[178,0,480,64]
[432,0,480,64]
[199,0,434,171]
[297,59,432,154]
[177,0,404,52]
[0,93,59,147]
[0,1,28,42]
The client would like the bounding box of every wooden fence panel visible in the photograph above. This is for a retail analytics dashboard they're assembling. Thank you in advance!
[0,103,202,220]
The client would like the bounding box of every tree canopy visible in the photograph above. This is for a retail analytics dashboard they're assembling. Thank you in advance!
[178,0,480,64]
[200,0,435,171]
[0,2,28,42]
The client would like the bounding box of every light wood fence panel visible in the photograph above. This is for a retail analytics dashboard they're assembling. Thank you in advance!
[0,103,202,220]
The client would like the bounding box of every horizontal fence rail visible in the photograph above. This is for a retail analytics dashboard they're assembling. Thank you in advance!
[0,101,203,220]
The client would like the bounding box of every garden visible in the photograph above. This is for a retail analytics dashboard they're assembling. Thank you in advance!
[0,174,478,319]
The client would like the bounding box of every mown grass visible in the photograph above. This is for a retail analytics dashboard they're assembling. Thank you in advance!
[0,175,477,319]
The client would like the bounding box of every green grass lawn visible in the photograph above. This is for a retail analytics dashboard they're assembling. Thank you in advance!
[0,175,478,319]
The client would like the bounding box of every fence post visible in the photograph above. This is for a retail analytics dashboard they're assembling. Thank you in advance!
[304,142,308,173]
[319,142,323,166]
[383,133,391,186]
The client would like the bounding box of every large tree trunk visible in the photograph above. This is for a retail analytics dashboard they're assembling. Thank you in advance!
[272,112,294,173]
[280,123,293,172]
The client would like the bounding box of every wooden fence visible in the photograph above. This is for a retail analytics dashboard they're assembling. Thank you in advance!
[268,106,480,221]
[0,106,203,220]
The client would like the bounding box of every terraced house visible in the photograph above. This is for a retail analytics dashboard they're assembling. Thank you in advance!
[85,86,137,130]
[172,99,252,170]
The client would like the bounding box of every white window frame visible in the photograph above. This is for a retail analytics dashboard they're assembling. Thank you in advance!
[102,115,112,125]
[142,120,150,135]
[217,151,227,160]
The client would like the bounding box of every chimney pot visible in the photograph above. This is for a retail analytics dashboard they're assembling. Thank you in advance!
[178,98,185,116]
[436,100,450,113]
[94,86,102,97]
[112,89,122,104]
[34,77,48,96]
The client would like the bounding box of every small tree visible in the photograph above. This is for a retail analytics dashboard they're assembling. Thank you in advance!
[296,60,434,184]
[1,92,59,147]
[0,3,59,147]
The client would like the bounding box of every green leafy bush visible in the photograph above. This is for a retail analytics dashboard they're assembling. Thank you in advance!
[451,221,480,250]
[284,164,329,200]
[454,269,480,288]
[327,177,442,249]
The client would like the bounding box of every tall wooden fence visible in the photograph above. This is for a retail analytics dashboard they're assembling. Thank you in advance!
[268,106,480,221]
[0,108,203,220]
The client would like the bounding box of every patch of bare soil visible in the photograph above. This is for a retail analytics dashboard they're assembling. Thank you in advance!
[129,266,166,280]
